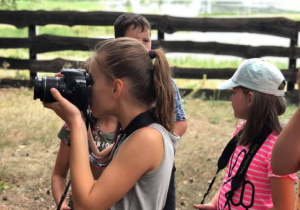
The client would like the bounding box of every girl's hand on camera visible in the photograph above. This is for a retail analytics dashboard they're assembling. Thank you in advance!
[55,72,64,77]
[43,88,83,127]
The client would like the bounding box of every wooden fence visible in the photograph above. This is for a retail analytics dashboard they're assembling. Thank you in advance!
[1,10,300,100]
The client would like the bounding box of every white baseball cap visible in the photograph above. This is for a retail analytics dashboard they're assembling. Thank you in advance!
[217,58,285,96]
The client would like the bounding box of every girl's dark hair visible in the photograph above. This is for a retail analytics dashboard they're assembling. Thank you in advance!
[114,13,151,38]
[238,86,286,146]
[93,37,174,132]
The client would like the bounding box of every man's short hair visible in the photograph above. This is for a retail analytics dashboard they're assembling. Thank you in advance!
[114,13,151,38]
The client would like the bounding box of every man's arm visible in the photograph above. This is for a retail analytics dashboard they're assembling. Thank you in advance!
[174,120,187,137]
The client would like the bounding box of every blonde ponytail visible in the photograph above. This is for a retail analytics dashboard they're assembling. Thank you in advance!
[152,49,174,132]
[93,38,174,132]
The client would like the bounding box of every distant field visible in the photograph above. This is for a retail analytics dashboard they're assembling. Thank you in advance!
[1,0,108,11]
[3,0,300,20]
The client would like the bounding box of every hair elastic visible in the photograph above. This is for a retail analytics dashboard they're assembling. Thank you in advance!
[149,50,157,59]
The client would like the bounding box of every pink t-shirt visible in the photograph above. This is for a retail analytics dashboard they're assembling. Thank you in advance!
[217,122,298,210]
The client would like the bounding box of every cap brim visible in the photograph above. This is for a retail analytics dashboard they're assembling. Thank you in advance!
[217,79,239,90]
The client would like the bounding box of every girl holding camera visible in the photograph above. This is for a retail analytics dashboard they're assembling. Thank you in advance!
[51,58,119,210]
[44,37,178,210]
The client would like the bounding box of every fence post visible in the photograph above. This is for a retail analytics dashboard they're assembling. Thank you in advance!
[158,30,165,40]
[287,31,298,91]
[29,25,37,80]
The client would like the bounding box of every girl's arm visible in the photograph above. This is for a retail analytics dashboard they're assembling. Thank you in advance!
[70,126,165,210]
[87,126,114,160]
[51,142,71,210]
[87,126,114,179]
[45,88,165,209]
[174,120,187,137]
[89,144,114,180]
[268,177,295,210]
[272,107,300,175]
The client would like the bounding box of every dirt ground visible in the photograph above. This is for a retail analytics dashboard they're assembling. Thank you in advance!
[0,88,236,209]
[0,143,60,209]
[0,88,298,209]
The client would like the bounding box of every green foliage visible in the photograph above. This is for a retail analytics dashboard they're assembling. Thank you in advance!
[168,56,290,70]
[0,0,17,10]
[280,103,298,124]
[14,70,28,79]
[0,25,28,38]
[197,12,300,20]
[38,25,114,37]
[4,0,106,11]
[168,56,242,68]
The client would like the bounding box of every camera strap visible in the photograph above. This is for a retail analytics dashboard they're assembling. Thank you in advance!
[200,127,271,205]
[57,179,71,210]
[120,110,156,138]
[200,135,238,204]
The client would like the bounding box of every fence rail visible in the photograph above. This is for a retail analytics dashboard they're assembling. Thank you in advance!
[1,11,299,37]
[1,10,300,100]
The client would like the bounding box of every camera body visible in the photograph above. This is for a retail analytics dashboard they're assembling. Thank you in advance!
[33,69,93,111]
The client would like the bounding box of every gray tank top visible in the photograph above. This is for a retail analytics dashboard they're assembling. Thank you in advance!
[110,123,179,210]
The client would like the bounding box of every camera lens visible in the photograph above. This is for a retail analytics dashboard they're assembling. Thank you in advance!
[33,77,43,100]
[33,76,66,103]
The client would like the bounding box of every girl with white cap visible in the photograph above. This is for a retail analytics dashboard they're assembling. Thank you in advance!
[194,58,297,210]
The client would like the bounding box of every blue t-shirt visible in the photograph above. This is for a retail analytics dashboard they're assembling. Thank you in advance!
[172,79,186,122]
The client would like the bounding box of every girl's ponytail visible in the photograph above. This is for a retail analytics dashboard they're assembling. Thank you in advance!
[93,38,175,132]
[151,49,174,132]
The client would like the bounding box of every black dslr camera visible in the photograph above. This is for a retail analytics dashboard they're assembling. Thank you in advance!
[33,69,93,111]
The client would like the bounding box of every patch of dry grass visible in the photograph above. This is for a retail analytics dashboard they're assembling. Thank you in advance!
[0,88,63,209]
[175,96,299,209]
[175,98,240,208]
[0,88,63,148]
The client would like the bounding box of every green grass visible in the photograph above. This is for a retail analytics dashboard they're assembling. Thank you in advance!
[198,13,300,20]
[0,24,114,38]
[168,56,290,69]
[2,0,107,11]
[38,50,92,60]
[168,56,242,68]
[38,25,114,37]
[0,182,5,192]
[3,0,300,22]
[280,103,299,124]
[0,25,28,38]
[0,48,29,59]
